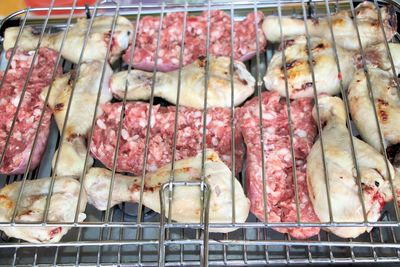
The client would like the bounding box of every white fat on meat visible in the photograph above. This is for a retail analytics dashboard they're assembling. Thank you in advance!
[0,177,87,243]
[4,16,133,63]
[41,61,113,176]
[110,56,255,109]
[307,96,395,238]
[83,150,250,233]
[263,1,395,50]
[264,36,354,99]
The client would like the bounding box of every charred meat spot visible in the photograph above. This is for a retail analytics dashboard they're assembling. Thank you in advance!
[197,56,207,67]
[129,182,161,193]
[378,109,389,122]
[387,144,400,167]
[302,82,313,90]
[54,103,64,111]
[279,39,295,50]
[282,60,300,71]
[375,181,380,187]
[312,43,325,51]
[377,98,389,106]
[240,78,248,86]
[311,18,319,25]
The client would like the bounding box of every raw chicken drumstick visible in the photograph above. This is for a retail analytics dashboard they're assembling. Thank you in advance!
[84,150,250,233]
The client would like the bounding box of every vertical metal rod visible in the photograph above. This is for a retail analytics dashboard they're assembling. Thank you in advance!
[253,0,268,225]
[141,3,166,266]
[372,0,400,219]
[105,0,142,225]
[94,3,121,223]
[322,0,366,225]
[167,2,188,238]
[0,10,30,92]
[229,0,237,226]
[6,0,56,224]
[348,0,400,221]
[198,2,212,266]
[298,0,335,223]
[278,0,301,223]
[37,0,79,224]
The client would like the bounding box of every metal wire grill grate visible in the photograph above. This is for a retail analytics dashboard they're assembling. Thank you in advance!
[0,0,399,266]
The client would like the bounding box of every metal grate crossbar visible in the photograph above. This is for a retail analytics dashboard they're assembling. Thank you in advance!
[0,0,399,265]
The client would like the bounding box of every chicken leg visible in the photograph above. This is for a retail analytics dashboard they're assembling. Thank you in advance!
[307,96,394,238]
[0,177,87,243]
[110,56,255,109]
[4,16,133,64]
[83,150,250,233]
[263,1,395,50]
[41,61,113,176]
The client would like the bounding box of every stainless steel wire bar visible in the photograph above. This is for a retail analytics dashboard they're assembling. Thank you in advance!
[349,0,400,222]
[254,0,269,225]
[277,0,302,224]
[321,0,367,224]
[2,1,57,225]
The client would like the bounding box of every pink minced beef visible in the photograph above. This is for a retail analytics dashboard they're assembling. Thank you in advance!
[123,10,266,72]
[237,91,319,239]
[0,48,60,174]
[91,102,244,175]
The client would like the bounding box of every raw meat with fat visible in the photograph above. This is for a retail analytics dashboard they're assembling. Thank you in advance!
[237,91,319,239]
[0,48,61,174]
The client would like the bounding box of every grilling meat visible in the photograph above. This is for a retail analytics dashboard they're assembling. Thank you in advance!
[0,177,87,243]
[0,48,61,174]
[110,56,255,109]
[264,36,354,99]
[123,11,266,72]
[91,102,244,175]
[307,96,394,238]
[84,150,250,233]
[237,91,319,239]
[348,68,400,152]
[4,16,133,64]
[360,43,400,74]
[263,1,395,50]
[41,61,113,176]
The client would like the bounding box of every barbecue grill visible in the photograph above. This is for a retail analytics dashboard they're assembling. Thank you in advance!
[0,0,400,266]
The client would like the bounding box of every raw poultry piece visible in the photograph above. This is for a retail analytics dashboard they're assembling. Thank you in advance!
[123,10,266,72]
[263,1,395,50]
[360,43,400,74]
[0,48,61,174]
[41,61,113,176]
[4,16,133,64]
[91,102,244,175]
[307,96,394,238]
[110,56,255,109]
[0,177,87,243]
[348,68,400,152]
[264,36,354,99]
[84,150,249,233]
[237,91,319,239]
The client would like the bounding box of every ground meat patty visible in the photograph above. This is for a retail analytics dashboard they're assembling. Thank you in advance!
[91,102,244,175]
[123,10,266,72]
[0,48,60,174]
[237,91,319,239]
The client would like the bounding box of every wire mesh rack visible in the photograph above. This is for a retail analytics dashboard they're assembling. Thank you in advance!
[0,0,400,266]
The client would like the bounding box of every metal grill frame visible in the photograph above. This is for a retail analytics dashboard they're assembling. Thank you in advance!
[0,0,399,265]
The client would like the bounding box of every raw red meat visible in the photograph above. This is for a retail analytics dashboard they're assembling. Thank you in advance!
[91,102,244,175]
[0,48,61,174]
[123,11,266,72]
[237,91,319,239]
